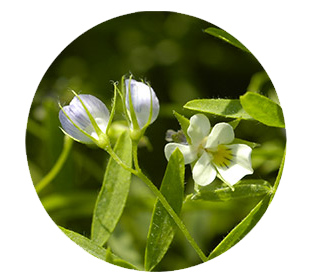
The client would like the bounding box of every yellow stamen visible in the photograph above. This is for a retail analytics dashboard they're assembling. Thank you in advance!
[207,144,233,168]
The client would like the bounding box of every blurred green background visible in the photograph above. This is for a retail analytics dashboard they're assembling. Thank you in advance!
[26,12,286,271]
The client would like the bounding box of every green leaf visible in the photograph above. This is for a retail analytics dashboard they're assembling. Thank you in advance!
[192,180,272,201]
[184,99,253,120]
[144,149,185,271]
[204,27,250,53]
[173,110,191,144]
[240,92,285,128]
[207,195,270,260]
[228,118,241,130]
[232,138,259,149]
[91,131,132,246]
[105,247,139,270]
[60,227,138,270]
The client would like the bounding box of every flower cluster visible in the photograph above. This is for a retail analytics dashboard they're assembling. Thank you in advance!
[59,76,253,188]
[59,78,159,148]
[165,114,253,186]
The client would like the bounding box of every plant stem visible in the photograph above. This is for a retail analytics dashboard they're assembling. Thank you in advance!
[35,136,73,193]
[107,143,208,262]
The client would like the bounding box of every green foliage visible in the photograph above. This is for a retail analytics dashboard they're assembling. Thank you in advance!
[204,27,250,53]
[91,131,132,246]
[184,99,253,119]
[145,149,185,271]
[60,227,138,270]
[240,92,285,128]
[207,195,270,260]
[192,180,272,201]
[206,147,286,260]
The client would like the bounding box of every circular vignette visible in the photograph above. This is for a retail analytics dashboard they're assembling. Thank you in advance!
[26,11,286,272]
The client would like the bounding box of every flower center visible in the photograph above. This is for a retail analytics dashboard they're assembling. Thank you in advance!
[207,144,233,168]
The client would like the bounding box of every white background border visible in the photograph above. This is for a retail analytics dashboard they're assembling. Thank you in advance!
[1,0,310,274]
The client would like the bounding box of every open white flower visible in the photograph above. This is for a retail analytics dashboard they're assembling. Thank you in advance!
[59,94,110,146]
[125,79,159,129]
[164,114,253,186]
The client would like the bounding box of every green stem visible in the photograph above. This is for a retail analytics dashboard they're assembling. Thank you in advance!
[35,136,73,193]
[107,143,208,263]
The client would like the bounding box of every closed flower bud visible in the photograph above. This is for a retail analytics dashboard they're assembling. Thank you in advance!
[125,79,160,130]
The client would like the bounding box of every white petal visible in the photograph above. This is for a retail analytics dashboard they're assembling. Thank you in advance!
[187,114,211,146]
[192,152,217,186]
[77,95,110,133]
[164,143,197,164]
[59,94,110,143]
[216,144,253,185]
[59,108,94,143]
[125,79,159,128]
[205,122,234,148]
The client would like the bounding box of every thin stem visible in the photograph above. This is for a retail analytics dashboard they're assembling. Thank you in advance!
[108,143,207,262]
[35,136,73,193]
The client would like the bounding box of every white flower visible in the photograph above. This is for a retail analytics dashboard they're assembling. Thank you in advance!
[59,94,110,146]
[125,79,159,129]
[164,114,253,186]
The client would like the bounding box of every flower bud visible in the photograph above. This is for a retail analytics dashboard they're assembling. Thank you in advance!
[59,93,110,149]
[125,79,160,130]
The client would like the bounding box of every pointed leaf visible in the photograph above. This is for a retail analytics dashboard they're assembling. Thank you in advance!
[204,27,250,53]
[173,111,191,144]
[184,99,253,120]
[144,149,185,271]
[60,227,138,270]
[192,179,272,201]
[207,195,270,260]
[91,131,132,246]
[240,92,285,128]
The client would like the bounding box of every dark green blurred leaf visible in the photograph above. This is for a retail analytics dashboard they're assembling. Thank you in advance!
[207,195,270,260]
[240,92,285,128]
[60,227,138,269]
[173,111,191,144]
[192,180,272,201]
[184,99,253,120]
[91,131,132,246]
[145,149,185,271]
[204,27,250,53]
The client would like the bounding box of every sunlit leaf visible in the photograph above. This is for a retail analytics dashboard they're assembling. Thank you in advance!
[204,27,250,53]
[192,180,272,201]
[240,92,285,128]
[91,131,132,246]
[184,99,252,120]
[145,149,185,271]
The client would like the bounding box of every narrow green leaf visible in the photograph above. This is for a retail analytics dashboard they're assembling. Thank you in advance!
[207,195,270,260]
[105,247,138,270]
[91,131,132,246]
[192,180,272,201]
[145,149,185,271]
[228,118,241,130]
[232,138,259,149]
[60,227,138,270]
[204,27,250,53]
[240,92,285,128]
[173,111,191,144]
[184,99,253,120]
